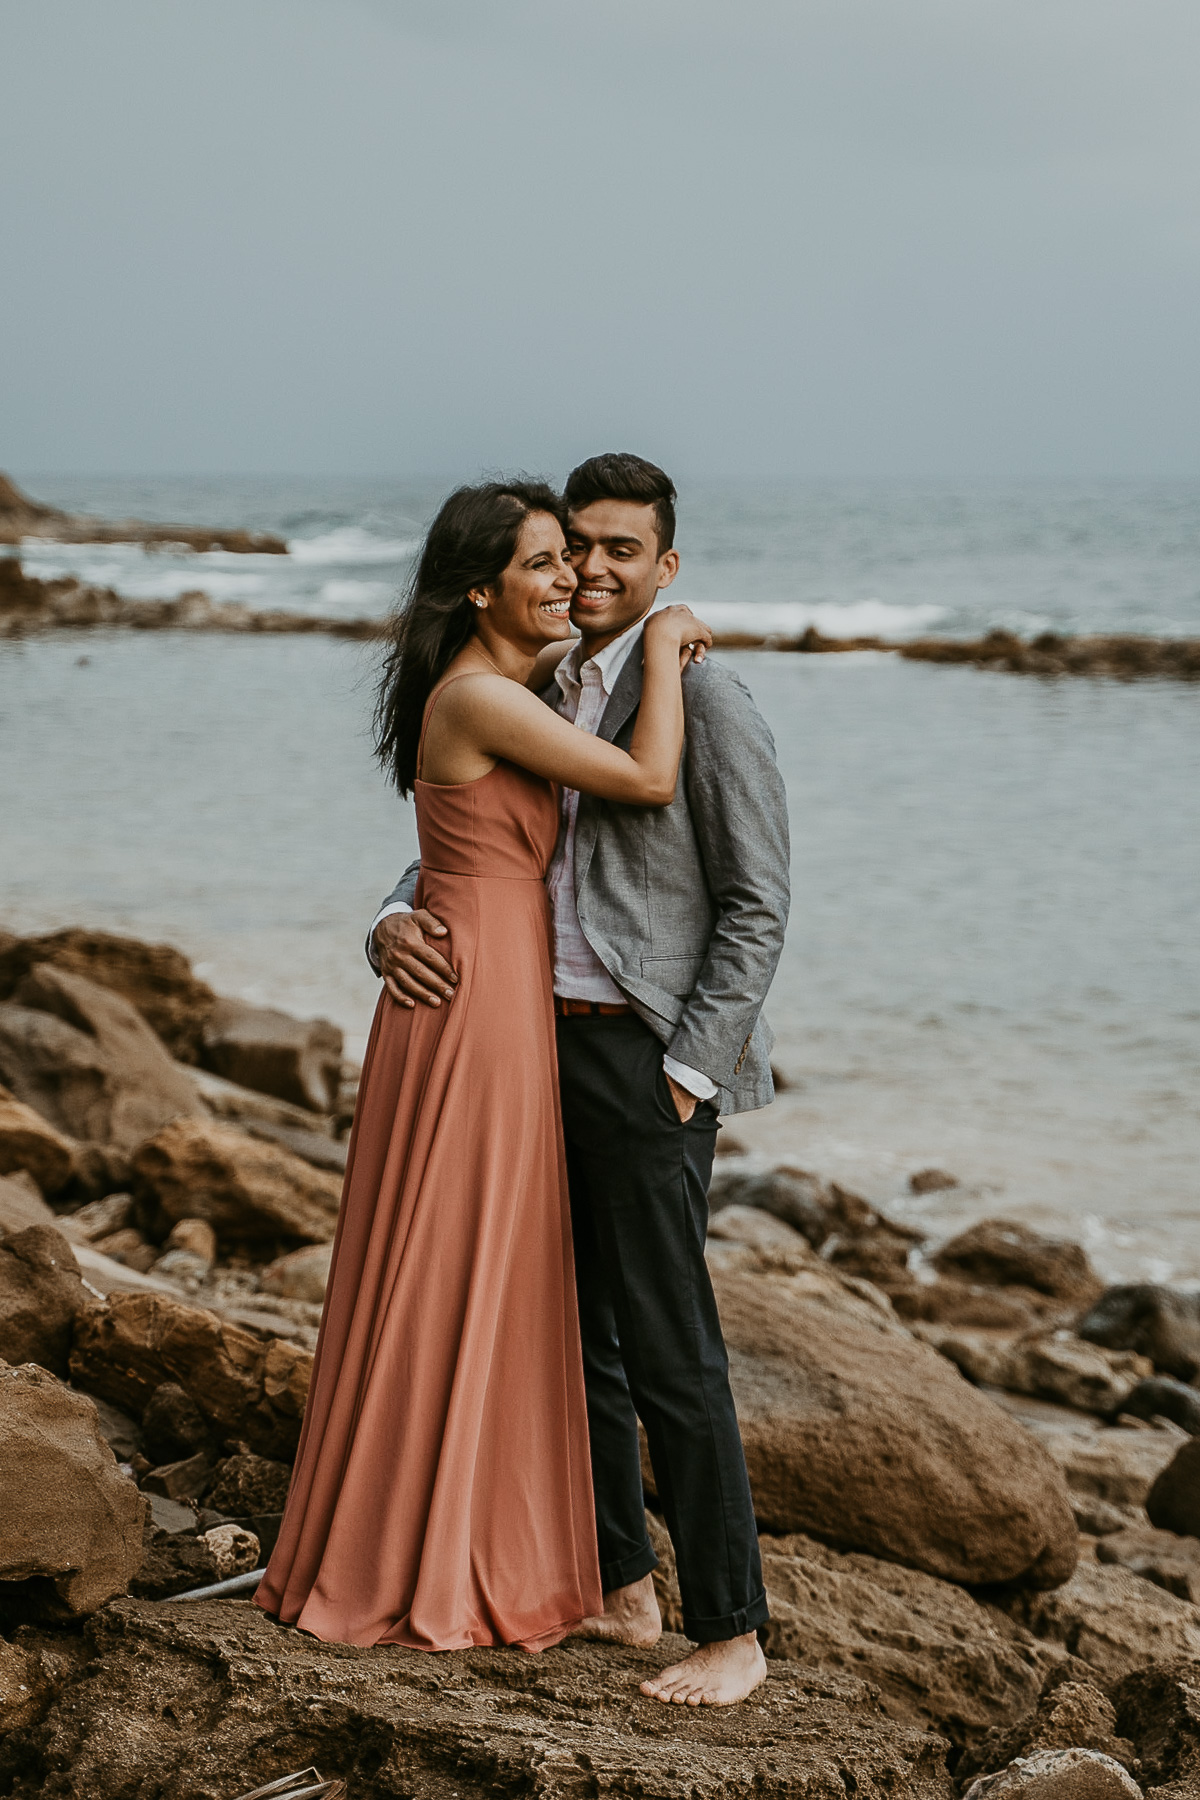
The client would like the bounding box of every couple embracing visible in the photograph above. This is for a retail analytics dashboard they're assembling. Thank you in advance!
[257,454,790,1707]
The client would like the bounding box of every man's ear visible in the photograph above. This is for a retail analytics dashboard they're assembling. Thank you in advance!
[655,549,681,592]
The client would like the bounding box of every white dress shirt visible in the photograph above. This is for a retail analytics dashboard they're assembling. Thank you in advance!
[369,623,717,1103]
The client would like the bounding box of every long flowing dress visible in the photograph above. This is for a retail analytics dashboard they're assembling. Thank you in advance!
[256,684,602,1649]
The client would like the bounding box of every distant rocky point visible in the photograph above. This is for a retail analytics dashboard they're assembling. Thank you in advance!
[0,471,286,555]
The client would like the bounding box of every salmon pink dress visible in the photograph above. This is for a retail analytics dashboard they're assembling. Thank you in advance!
[257,685,602,1649]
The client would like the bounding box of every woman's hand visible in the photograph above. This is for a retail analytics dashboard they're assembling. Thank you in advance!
[643,604,712,665]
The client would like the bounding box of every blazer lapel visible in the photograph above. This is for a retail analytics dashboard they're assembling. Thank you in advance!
[573,644,644,892]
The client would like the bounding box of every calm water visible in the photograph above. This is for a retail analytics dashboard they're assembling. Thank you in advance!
[2,477,1199,1279]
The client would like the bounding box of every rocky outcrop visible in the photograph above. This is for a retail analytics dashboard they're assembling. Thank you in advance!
[1004,1559,1200,1682]
[200,1000,344,1114]
[69,1291,312,1459]
[0,965,204,1150]
[260,1242,333,1303]
[0,1599,956,1799]
[0,1084,78,1195]
[1097,1528,1200,1605]
[207,1450,292,1515]
[921,1329,1152,1416]
[1034,1424,1183,1512]
[963,1747,1142,1796]
[0,926,220,1063]
[0,1361,147,1620]
[1110,1656,1200,1796]
[1079,1288,1200,1384]
[0,1226,92,1375]
[957,1678,1138,1791]
[707,1251,1078,1588]
[0,471,286,553]
[932,1219,1104,1308]
[131,1116,342,1248]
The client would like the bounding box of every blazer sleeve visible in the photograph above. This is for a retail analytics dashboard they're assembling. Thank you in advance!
[363,859,422,968]
[665,666,790,1085]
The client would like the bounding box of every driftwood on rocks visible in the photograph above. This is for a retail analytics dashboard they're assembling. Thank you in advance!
[0,471,286,554]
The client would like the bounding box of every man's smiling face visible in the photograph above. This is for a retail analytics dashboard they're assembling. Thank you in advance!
[565,499,680,652]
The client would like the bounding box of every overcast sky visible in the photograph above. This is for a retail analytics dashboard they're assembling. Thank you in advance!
[3,0,1199,478]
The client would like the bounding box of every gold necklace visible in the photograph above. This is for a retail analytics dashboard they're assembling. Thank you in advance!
[470,643,507,678]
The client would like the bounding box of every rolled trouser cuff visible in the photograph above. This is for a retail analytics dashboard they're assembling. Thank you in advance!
[683,1588,770,1645]
[599,1538,659,1595]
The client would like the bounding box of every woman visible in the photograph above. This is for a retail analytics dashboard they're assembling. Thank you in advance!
[256,479,710,1651]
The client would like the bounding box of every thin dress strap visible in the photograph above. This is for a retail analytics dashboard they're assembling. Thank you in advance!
[416,671,481,782]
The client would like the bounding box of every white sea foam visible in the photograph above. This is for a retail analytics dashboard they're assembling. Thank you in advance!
[319,579,394,608]
[680,599,946,640]
[288,527,419,566]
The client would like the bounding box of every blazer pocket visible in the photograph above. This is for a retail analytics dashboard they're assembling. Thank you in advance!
[639,955,706,994]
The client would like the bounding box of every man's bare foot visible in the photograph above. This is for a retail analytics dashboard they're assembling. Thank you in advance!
[571,1574,661,1648]
[639,1631,766,1706]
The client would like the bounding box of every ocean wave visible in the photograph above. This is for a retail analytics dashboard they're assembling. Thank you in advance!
[688,599,946,640]
[319,578,395,608]
[288,527,419,566]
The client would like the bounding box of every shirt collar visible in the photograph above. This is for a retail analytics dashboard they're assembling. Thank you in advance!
[555,613,647,700]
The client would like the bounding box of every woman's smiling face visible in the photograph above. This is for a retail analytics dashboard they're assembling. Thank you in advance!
[475,510,577,652]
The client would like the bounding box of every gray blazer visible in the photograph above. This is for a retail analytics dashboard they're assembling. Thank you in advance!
[375,647,790,1114]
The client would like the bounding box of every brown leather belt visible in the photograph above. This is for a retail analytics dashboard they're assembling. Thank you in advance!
[554,997,631,1018]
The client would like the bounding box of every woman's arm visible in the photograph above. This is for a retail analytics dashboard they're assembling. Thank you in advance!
[433,606,712,805]
[527,640,575,691]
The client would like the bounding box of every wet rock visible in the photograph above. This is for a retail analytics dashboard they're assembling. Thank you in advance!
[962,1747,1142,1797]
[131,1116,341,1249]
[891,1279,1044,1332]
[0,1085,77,1195]
[708,1162,832,1245]
[259,1242,333,1303]
[0,1636,51,1733]
[0,471,287,556]
[200,1000,344,1114]
[1004,1560,1200,1681]
[958,1679,1137,1791]
[759,1531,1051,1744]
[0,1361,146,1620]
[933,1220,1103,1307]
[0,966,204,1151]
[0,1225,90,1375]
[69,1292,313,1459]
[706,1204,814,1256]
[207,1451,292,1516]
[141,1379,213,1463]
[1110,1655,1200,1795]
[1146,1438,1200,1538]
[910,1168,960,1193]
[1096,1528,1200,1604]
[1078,1287,1200,1383]
[1035,1424,1182,1511]
[0,1170,56,1237]
[0,1598,957,1799]
[142,1452,212,1503]
[922,1330,1152,1416]
[709,1258,1078,1588]
[1120,1377,1200,1437]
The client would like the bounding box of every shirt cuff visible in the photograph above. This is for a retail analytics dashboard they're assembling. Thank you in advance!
[366,900,413,973]
[662,1055,719,1103]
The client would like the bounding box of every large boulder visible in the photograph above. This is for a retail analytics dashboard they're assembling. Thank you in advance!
[758,1532,1054,1745]
[131,1116,342,1248]
[1146,1438,1200,1538]
[0,966,204,1150]
[1078,1286,1200,1383]
[1034,1423,1184,1511]
[0,1598,956,1800]
[1005,1558,1200,1681]
[0,1226,90,1375]
[0,1170,56,1236]
[200,999,343,1114]
[962,1748,1141,1797]
[0,926,219,1062]
[932,1219,1103,1308]
[707,1252,1078,1588]
[1097,1527,1200,1604]
[1110,1656,1200,1796]
[923,1328,1153,1416]
[69,1291,312,1459]
[0,1085,77,1195]
[0,1361,147,1618]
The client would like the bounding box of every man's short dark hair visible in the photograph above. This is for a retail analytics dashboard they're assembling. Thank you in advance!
[563,452,677,556]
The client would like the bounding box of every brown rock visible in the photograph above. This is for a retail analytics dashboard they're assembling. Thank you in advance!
[1037,1425,1184,1511]
[0,1226,90,1375]
[1005,1560,1200,1681]
[708,1162,833,1246]
[0,1361,146,1619]
[0,1635,51,1733]
[56,1190,135,1243]
[924,1330,1153,1416]
[706,1204,815,1256]
[910,1168,960,1193]
[0,1085,77,1194]
[958,1678,1137,1791]
[0,966,204,1150]
[201,1523,260,1579]
[140,1380,213,1463]
[933,1219,1103,1306]
[1097,1527,1200,1603]
[759,1531,1050,1744]
[69,1291,312,1459]
[141,1452,212,1503]
[131,1116,341,1248]
[1079,1286,1200,1383]
[0,1597,956,1799]
[207,1451,291,1515]
[710,1257,1078,1588]
[962,1747,1142,1797]
[1110,1655,1200,1796]
[200,999,343,1114]
[163,1217,217,1263]
[1146,1438,1200,1539]
[128,1531,219,1601]
[259,1241,333,1303]
[0,1170,56,1237]
[891,1278,1044,1331]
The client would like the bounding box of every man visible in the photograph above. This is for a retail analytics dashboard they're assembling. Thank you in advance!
[369,453,790,1705]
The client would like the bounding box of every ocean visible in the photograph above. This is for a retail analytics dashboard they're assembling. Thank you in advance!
[2,475,1199,1280]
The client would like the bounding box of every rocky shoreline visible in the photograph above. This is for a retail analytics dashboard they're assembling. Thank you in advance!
[0,473,285,556]
[4,554,1198,684]
[4,926,1200,1793]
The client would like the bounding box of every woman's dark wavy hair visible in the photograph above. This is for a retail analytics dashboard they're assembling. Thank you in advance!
[374,478,564,796]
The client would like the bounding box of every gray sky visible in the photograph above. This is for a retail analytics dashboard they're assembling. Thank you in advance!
[4,0,1199,478]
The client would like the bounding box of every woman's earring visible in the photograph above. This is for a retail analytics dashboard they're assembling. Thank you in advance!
[471,598,486,610]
